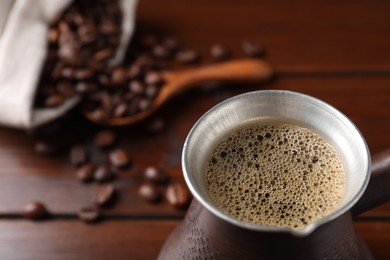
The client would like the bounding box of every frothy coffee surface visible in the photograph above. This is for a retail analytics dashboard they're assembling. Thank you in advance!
[205,120,345,229]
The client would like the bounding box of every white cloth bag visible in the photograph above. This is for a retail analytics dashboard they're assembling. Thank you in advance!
[0,0,137,129]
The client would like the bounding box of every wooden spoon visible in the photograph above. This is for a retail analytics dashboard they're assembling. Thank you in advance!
[84,59,273,126]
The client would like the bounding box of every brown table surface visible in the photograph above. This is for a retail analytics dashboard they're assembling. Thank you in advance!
[1,0,390,259]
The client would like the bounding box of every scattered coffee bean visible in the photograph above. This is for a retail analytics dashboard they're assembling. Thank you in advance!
[210,44,231,60]
[109,149,129,168]
[94,164,115,182]
[96,184,117,207]
[166,182,191,209]
[175,50,200,64]
[23,201,49,220]
[34,141,59,155]
[162,37,180,52]
[77,163,95,183]
[152,44,170,59]
[94,130,116,148]
[242,40,264,57]
[143,166,169,184]
[78,205,100,223]
[138,183,161,203]
[70,145,88,166]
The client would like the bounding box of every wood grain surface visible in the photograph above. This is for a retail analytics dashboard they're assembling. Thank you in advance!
[1,0,390,259]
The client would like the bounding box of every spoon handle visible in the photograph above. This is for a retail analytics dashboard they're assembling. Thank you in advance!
[163,59,273,95]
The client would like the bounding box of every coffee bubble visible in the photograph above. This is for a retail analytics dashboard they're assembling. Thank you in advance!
[206,121,345,229]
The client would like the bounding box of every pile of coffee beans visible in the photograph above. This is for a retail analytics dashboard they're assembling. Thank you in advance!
[35,0,122,109]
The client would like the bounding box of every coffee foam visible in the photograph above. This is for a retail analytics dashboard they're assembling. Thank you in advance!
[205,121,345,229]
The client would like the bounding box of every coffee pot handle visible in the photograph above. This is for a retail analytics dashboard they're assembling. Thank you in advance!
[351,149,390,216]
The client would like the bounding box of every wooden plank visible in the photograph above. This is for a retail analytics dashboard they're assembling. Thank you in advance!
[0,76,389,216]
[0,219,387,259]
[137,0,390,72]
[0,220,177,260]
[355,220,390,260]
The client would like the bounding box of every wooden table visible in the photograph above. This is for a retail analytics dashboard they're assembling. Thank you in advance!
[1,0,390,259]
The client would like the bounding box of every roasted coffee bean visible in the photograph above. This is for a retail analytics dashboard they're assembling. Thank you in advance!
[74,69,93,80]
[127,64,143,79]
[78,205,100,223]
[77,23,96,38]
[58,45,79,65]
[143,166,169,183]
[113,103,128,118]
[60,67,74,79]
[94,164,115,182]
[210,44,231,60]
[77,163,95,183]
[94,48,113,61]
[111,67,127,85]
[23,201,49,220]
[75,82,96,93]
[144,71,164,86]
[47,28,60,44]
[129,80,144,94]
[51,62,64,80]
[175,50,200,64]
[34,141,59,155]
[100,19,119,34]
[44,94,64,107]
[242,41,264,57]
[90,108,110,121]
[138,183,161,203]
[96,184,117,207]
[166,182,191,208]
[80,31,98,45]
[162,37,180,52]
[97,74,111,86]
[109,149,129,168]
[145,85,159,98]
[70,145,88,166]
[152,44,170,59]
[138,98,151,111]
[92,91,112,111]
[56,82,76,98]
[71,13,84,26]
[94,130,116,148]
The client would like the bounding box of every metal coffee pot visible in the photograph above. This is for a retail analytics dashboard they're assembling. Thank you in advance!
[159,90,390,259]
